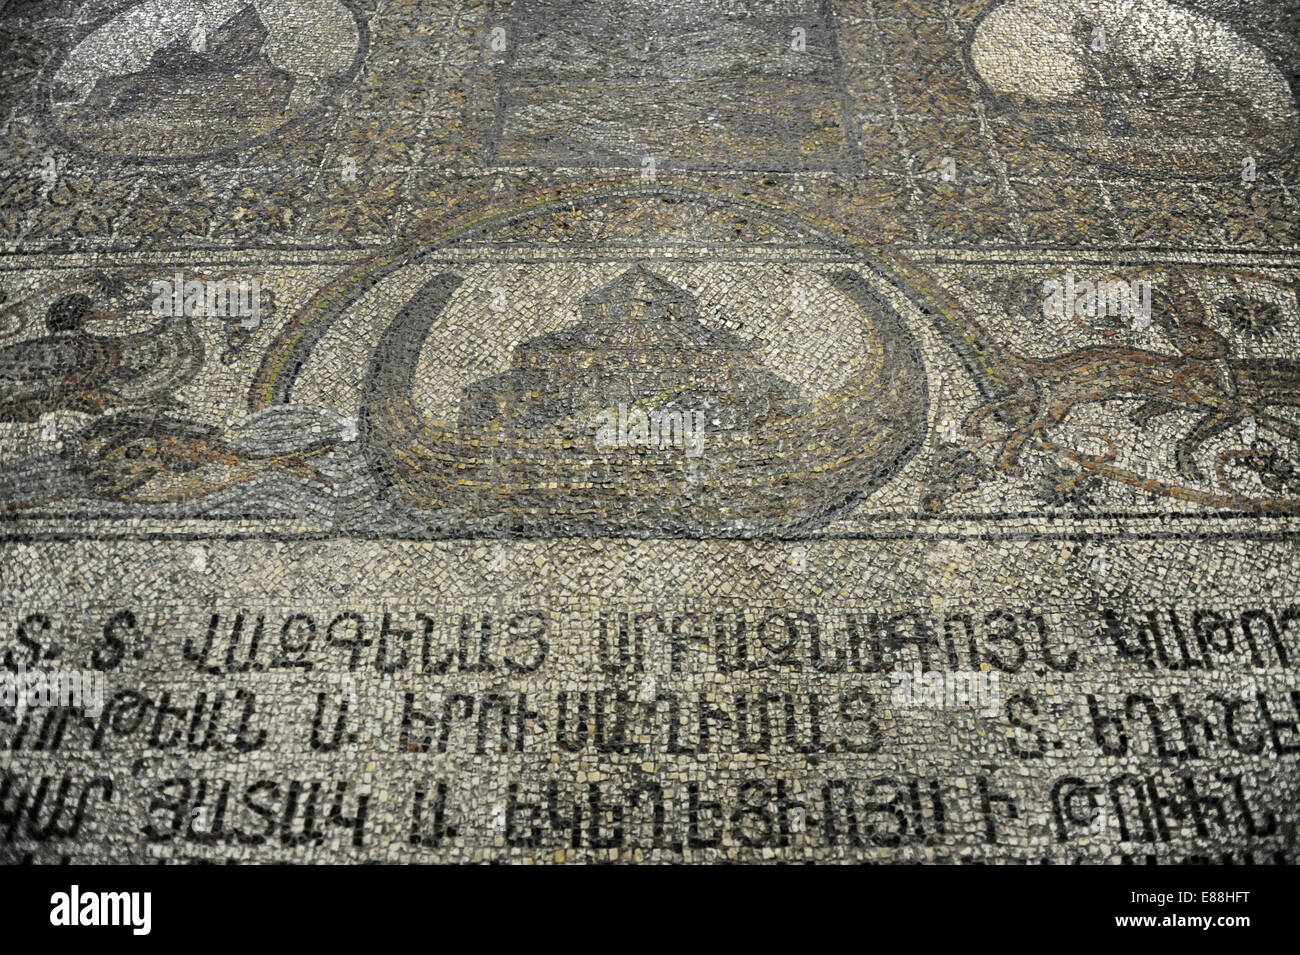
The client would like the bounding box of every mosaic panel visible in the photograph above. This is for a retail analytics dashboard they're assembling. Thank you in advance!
[0,0,1297,864]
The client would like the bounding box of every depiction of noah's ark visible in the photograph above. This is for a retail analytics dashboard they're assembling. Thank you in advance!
[359,266,928,536]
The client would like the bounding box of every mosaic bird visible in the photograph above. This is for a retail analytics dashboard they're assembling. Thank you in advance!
[0,293,204,423]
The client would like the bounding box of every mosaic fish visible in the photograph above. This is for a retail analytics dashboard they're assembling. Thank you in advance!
[69,410,333,502]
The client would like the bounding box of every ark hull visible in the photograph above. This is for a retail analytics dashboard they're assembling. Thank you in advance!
[359,268,929,536]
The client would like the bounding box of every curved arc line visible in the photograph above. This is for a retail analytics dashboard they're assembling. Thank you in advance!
[248,179,1012,412]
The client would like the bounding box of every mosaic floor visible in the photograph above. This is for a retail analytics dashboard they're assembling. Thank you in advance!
[1,0,1298,863]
